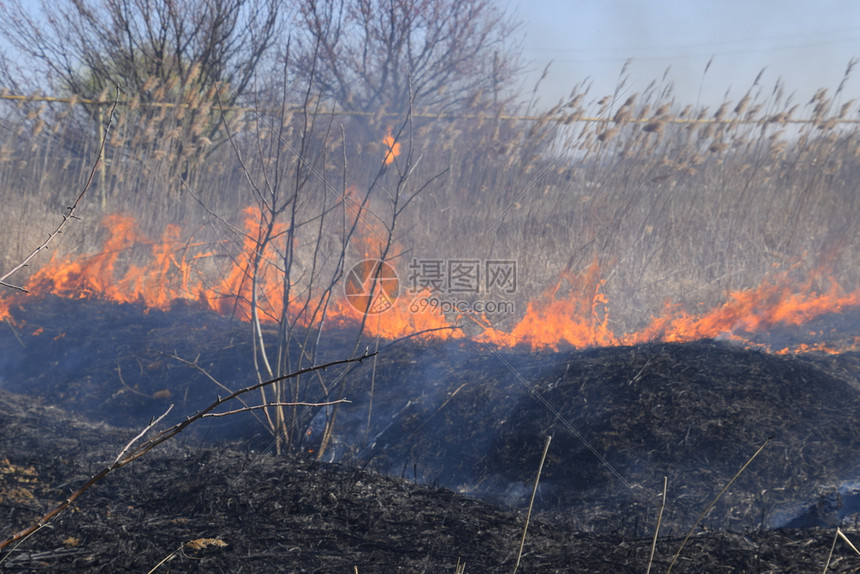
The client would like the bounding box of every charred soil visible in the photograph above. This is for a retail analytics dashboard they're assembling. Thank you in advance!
[1,297,860,572]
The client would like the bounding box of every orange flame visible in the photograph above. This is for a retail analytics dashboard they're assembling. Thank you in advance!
[2,211,860,354]
[623,274,860,348]
[479,261,616,348]
[382,127,401,166]
[200,206,292,321]
[24,214,191,308]
[0,208,458,342]
[329,291,460,341]
[470,259,860,352]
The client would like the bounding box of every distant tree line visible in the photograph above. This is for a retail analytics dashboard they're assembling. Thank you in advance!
[0,0,523,114]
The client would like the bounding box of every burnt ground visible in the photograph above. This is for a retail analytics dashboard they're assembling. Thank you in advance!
[1,296,860,572]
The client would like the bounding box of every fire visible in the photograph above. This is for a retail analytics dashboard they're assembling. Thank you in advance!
[0,207,458,342]
[774,340,860,355]
[17,213,247,318]
[24,214,189,308]
[622,274,860,348]
[199,206,292,322]
[479,261,616,348]
[329,291,461,341]
[2,210,859,354]
[382,127,401,166]
[475,262,860,353]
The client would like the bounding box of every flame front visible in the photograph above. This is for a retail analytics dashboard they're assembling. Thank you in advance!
[477,262,860,352]
[480,261,616,348]
[2,211,859,354]
[25,214,189,308]
[0,208,458,342]
[623,274,860,348]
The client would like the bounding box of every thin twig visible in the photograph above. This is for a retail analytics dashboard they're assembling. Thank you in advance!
[202,399,349,418]
[114,405,174,465]
[376,325,463,352]
[116,360,152,398]
[164,351,264,426]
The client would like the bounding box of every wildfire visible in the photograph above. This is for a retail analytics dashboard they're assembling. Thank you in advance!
[329,292,461,341]
[23,214,194,309]
[1,210,859,354]
[625,277,860,346]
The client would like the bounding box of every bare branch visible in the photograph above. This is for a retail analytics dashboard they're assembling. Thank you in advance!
[0,351,374,552]
[293,0,523,113]
[114,405,175,466]
[0,0,284,103]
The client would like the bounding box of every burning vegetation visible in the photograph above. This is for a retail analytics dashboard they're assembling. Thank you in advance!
[1,209,859,354]
[2,0,860,570]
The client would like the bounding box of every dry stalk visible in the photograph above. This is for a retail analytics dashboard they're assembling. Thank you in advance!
[511,434,551,574]
[645,476,668,574]
[147,537,229,574]
[666,436,772,573]
[822,527,860,573]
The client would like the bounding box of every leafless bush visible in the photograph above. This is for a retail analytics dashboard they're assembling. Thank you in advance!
[292,0,522,114]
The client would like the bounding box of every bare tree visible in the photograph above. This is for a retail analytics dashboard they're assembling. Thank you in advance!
[0,0,284,102]
[210,39,444,457]
[293,0,523,114]
[0,0,289,192]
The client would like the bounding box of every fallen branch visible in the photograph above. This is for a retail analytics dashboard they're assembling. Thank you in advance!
[202,399,350,418]
[0,351,374,554]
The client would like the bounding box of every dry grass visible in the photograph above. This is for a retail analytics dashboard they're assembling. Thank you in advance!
[1,62,860,337]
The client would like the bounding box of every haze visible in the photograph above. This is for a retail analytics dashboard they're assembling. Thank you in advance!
[514,0,860,109]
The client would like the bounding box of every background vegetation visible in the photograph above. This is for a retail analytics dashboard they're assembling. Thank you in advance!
[3,62,859,328]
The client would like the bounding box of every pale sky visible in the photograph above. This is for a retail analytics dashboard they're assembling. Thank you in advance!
[511,0,860,110]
